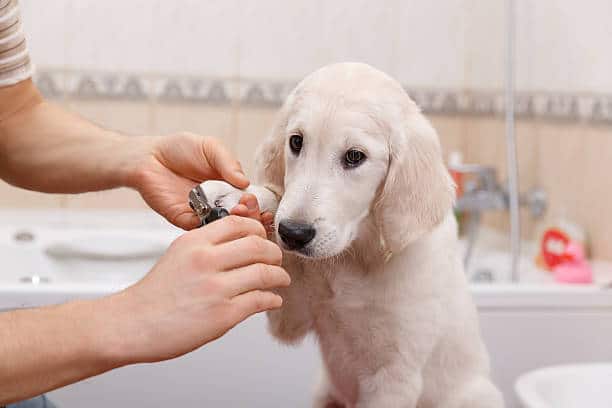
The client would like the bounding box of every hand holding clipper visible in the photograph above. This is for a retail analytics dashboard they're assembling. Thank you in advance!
[188,185,230,226]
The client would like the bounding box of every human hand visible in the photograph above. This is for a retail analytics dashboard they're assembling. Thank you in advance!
[126,133,250,230]
[230,193,275,236]
[103,215,289,364]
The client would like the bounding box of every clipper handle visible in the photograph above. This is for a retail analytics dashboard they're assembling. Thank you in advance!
[204,207,230,224]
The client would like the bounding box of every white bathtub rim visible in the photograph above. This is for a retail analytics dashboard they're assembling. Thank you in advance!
[3,282,612,311]
[3,209,612,310]
[472,283,612,309]
[470,283,612,310]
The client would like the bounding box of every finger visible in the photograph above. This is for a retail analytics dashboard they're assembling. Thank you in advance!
[261,212,274,226]
[230,204,249,218]
[261,213,275,235]
[231,290,283,321]
[239,193,261,220]
[230,194,262,222]
[202,138,249,189]
[190,215,266,244]
[222,264,290,297]
[215,235,282,270]
[174,210,202,231]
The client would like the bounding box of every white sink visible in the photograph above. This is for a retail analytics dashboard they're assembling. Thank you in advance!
[45,233,168,261]
[515,363,612,408]
[0,211,181,310]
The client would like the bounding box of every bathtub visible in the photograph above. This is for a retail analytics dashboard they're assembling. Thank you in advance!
[2,210,612,408]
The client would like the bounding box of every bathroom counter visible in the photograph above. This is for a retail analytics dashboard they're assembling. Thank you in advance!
[0,209,178,310]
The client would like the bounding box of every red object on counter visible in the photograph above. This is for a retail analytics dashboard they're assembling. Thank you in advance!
[449,169,463,198]
[541,228,574,269]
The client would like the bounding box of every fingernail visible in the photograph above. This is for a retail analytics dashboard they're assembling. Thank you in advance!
[246,198,257,210]
[237,172,250,187]
[232,204,247,214]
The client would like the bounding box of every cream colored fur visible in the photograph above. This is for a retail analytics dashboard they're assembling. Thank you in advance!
[205,63,503,408]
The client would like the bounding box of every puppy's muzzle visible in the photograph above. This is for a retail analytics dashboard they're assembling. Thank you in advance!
[278,220,316,250]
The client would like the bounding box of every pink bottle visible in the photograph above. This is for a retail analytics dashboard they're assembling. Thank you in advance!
[552,242,593,284]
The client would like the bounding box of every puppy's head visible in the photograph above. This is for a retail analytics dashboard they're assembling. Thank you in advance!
[256,63,454,259]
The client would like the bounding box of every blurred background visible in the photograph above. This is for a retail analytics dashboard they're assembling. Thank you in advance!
[6,0,611,263]
[3,1,612,407]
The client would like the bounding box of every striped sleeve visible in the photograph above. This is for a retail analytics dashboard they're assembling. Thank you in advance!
[0,0,33,87]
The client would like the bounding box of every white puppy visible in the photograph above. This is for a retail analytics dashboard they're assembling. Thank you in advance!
[202,63,503,408]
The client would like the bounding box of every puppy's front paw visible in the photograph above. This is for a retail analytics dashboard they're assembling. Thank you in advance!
[199,180,244,210]
[199,180,279,214]
[266,308,311,345]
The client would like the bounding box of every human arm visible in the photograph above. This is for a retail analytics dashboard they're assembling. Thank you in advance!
[0,80,251,230]
[0,215,288,405]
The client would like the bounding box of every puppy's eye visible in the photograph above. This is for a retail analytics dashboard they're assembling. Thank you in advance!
[344,149,366,168]
[289,134,303,155]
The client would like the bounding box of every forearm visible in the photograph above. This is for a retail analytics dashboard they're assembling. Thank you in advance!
[0,297,126,405]
[0,80,146,193]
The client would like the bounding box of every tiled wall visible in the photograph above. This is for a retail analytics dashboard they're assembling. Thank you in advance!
[20,0,612,93]
[450,116,612,261]
[2,0,611,260]
[2,96,610,260]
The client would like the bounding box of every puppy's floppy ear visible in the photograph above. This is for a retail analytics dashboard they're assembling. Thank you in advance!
[254,104,290,195]
[374,109,456,254]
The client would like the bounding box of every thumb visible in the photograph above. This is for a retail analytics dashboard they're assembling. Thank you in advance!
[202,137,250,189]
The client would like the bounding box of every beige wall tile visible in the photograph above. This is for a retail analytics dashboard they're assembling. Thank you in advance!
[0,184,147,212]
[516,120,540,191]
[235,107,279,177]
[150,103,237,147]
[66,99,154,135]
[534,122,612,260]
[462,117,507,171]
[0,181,64,209]
[62,188,147,210]
[430,115,467,159]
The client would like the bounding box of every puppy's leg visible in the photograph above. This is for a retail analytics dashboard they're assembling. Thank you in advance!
[266,256,314,343]
[266,299,312,343]
[355,299,447,408]
[355,364,423,408]
[441,377,504,408]
[313,367,345,408]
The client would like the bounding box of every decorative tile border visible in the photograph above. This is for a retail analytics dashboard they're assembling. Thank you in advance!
[238,79,296,107]
[408,89,612,124]
[33,69,612,124]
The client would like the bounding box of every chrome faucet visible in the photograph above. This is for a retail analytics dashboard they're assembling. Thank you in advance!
[449,163,547,270]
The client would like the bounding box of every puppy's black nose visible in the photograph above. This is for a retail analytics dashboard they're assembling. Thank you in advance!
[278,220,316,249]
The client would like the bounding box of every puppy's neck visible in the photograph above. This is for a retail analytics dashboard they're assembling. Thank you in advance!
[346,216,390,269]
[350,211,459,270]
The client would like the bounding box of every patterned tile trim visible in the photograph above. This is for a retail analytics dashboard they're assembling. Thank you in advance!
[33,69,612,124]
